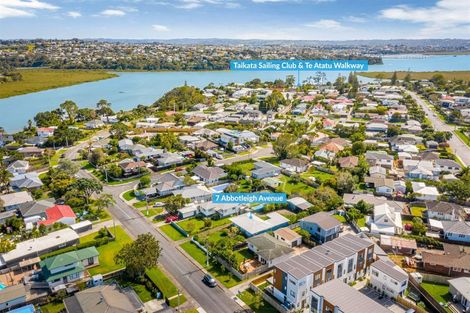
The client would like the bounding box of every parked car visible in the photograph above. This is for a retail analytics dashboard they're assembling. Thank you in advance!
[165,215,179,223]
[203,274,217,287]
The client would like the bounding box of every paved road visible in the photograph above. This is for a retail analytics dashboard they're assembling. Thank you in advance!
[216,145,274,166]
[406,90,470,166]
[77,169,242,313]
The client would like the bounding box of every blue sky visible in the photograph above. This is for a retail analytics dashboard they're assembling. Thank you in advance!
[0,0,469,40]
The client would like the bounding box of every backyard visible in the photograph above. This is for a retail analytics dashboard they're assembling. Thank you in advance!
[180,241,241,288]
[300,168,335,184]
[237,289,277,313]
[411,206,426,218]
[177,217,232,235]
[420,282,452,313]
[277,174,315,197]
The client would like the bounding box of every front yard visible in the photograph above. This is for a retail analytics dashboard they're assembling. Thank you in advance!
[180,241,241,288]
[160,224,187,241]
[146,267,187,307]
[177,217,232,235]
[237,289,277,313]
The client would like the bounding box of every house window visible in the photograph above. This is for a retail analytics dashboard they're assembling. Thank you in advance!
[88,257,94,265]
[311,297,319,313]
[337,264,343,278]
[348,259,354,273]
[314,273,321,281]
[289,279,296,286]
[290,290,296,297]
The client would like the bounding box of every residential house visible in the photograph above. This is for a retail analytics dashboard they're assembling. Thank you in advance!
[246,233,294,267]
[10,172,43,191]
[37,127,55,137]
[196,201,241,218]
[442,221,470,244]
[343,193,406,212]
[287,197,313,212]
[411,181,440,201]
[365,151,394,169]
[17,147,44,158]
[0,228,79,268]
[194,139,218,151]
[337,156,358,169]
[19,199,55,224]
[38,204,77,226]
[0,285,27,311]
[217,128,259,146]
[403,160,436,180]
[63,283,144,313]
[280,158,309,173]
[380,235,417,255]
[435,158,462,174]
[40,247,99,290]
[309,279,393,313]
[370,259,408,299]
[364,177,394,196]
[369,166,387,178]
[192,165,226,184]
[274,227,302,248]
[7,160,29,175]
[118,159,147,176]
[448,277,470,312]
[272,234,375,310]
[422,244,470,277]
[366,121,388,132]
[300,212,341,243]
[156,152,185,167]
[231,212,289,237]
[426,201,463,221]
[85,120,105,129]
[370,203,403,236]
[153,173,185,196]
[251,161,281,179]
[172,185,212,203]
[0,191,33,211]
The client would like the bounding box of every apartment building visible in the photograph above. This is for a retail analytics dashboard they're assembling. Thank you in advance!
[272,234,374,309]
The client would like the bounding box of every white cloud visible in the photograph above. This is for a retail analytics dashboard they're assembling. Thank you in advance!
[152,24,169,32]
[380,0,470,38]
[0,0,58,19]
[345,15,366,23]
[173,0,240,9]
[252,0,334,3]
[100,9,126,16]
[67,11,81,18]
[305,19,345,30]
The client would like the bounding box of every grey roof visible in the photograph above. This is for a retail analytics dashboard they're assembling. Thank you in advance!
[425,201,462,214]
[287,197,313,211]
[246,234,293,261]
[63,283,143,313]
[343,193,405,211]
[276,234,372,279]
[280,158,308,167]
[371,259,408,282]
[442,221,470,236]
[311,279,393,313]
[448,277,470,299]
[0,191,34,207]
[435,158,462,168]
[19,199,55,218]
[365,151,394,160]
[10,172,43,189]
[0,284,26,304]
[301,212,340,230]
[192,165,226,181]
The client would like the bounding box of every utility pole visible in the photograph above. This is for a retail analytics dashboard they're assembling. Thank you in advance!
[176,288,180,311]
[145,194,149,217]
[113,219,116,237]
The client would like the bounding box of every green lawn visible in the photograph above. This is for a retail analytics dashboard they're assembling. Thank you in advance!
[0,69,117,99]
[277,174,315,197]
[88,226,133,276]
[141,208,163,217]
[237,289,277,313]
[40,302,65,313]
[50,148,67,166]
[333,214,346,223]
[234,248,254,266]
[237,179,253,192]
[300,168,334,183]
[411,206,426,218]
[118,279,154,302]
[180,241,241,288]
[229,161,254,176]
[146,267,187,307]
[122,190,136,201]
[258,156,280,166]
[421,282,452,312]
[160,224,186,241]
[356,217,366,228]
[455,129,470,147]
[177,217,232,235]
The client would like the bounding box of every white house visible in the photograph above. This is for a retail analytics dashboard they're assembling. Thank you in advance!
[448,277,470,312]
[370,259,408,299]
[280,158,309,173]
[411,182,440,201]
[370,203,403,235]
[7,160,29,175]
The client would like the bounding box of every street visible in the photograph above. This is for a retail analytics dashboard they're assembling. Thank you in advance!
[405,90,470,166]
[77,169,243,313]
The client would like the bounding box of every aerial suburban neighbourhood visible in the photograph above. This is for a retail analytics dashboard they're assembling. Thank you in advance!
[0,1,470,313]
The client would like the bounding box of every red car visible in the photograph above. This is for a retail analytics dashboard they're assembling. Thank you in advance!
[165,215,179,223]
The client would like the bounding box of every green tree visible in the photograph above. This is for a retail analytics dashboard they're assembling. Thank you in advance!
[72,178,103,204]
[95,193,115,214]
[88,148,106,166]
[273,133,296,160]
[57,159,80,176]
[139,176,151,189]
[114,233,162,278]
[155,86,205,111]
[110,122,128,140]
[164,195,186,215]
[96,99,113,117]
[390,71,398,85]
[0,164,12,193]
[60,100,79,124]
[412,217,427,235]
[0,238,16,253]
[260,89,286,112]
[336,171,355,194]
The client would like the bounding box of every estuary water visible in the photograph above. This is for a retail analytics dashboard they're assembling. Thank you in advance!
[1,54,470,132]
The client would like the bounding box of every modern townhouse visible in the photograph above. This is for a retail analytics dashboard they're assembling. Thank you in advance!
[370,259,409,299]
[309,279,393,313]
[272,234,374,309]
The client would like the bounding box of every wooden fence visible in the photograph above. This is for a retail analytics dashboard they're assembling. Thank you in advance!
[408,275,448,313]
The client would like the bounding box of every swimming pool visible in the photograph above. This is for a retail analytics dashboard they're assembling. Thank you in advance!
[211,183,230,193]
[0,283,5,290]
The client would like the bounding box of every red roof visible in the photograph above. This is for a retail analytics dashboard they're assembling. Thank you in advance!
[38,204,76,226]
